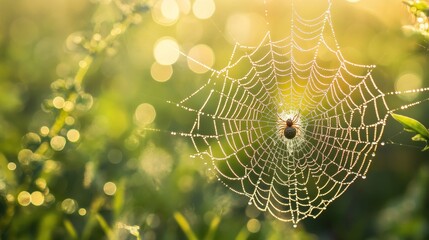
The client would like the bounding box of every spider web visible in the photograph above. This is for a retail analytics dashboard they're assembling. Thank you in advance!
[156,0,429,225]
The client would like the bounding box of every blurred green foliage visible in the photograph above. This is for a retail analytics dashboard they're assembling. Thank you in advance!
[403,0,429,39]
[0,0,429,239]
[391,113,429,151]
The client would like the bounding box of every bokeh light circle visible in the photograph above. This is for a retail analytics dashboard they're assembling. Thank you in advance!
[151,62,173,82]
[61,198,78,214]
[40,126,50,136]
[78,208,87,216]
[192,0,216,20]
[7,162,17,171]
[161,0,180,22]
[246,218,261,233]
[187,44,215,74]
[67,129,80,143]
[17,191,31,206]
[225,13,267,45]
[135,103,156,126]
[395,73,422,101]
[53,96,65,109]
[153,38,180,65]
[31,191,44,206]
[50,136,66,151]
[103,182,117,196]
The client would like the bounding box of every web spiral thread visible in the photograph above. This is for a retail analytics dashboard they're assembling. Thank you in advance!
[159,1,428,225]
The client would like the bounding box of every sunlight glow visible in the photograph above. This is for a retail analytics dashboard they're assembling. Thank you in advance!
[7,162,16,171]
[225,13,267,45]
[67,129,80,143]
[177,0,191,14]
[78,208,87,216]
[61,198,78,214]
[247,219,261,233]
[36,178,47,190]
[65,116,75,125]
[187,44,215,74]
[151,62,173,82]
[63,101,74,112]
[40,126,49,136]
[192,0,215,19]
[395,73,422,101]
[135,103,156,126]
[18,149,32,165]
[17,191,31,206]
[153,38,180,65]
[31,191,44,206]
[152,0,180,26]
[103,182,117,196]
[176,17,203,45]
[50,136,66,151]
[161,0,180,21]
[53,96,65,109]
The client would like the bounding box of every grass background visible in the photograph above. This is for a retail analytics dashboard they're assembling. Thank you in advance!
[0,0,428,239]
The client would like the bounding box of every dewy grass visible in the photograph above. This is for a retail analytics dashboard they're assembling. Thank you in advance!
[34,3,149,157]
[3,0,150,238]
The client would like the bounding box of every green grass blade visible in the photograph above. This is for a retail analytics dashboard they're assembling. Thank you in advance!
[235,226,249,240]
[113,179,126,218]
[173,212,198,240]
[64,219,78,239]
[204,215,221,240]
[95,213,113,239]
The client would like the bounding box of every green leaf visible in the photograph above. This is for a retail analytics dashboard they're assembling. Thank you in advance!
[412,134,429,152]
[205,215,221,240]
[235,226,250,240]
[403,0,414,7]
[113,179,126,218]
[64,219,78,240]
[95,213,113,239]
[415,2,429,11]
[392,113,429,152]
[412,134,427,142]
[37,213,59,240]
[403,0,429,11]
[174,212,198,240]
[391,113,429,140]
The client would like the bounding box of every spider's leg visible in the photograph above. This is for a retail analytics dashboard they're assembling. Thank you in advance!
[292,112,300,123]
[278,125,285,137]
[294,125,302,136]
[277,113,285,123]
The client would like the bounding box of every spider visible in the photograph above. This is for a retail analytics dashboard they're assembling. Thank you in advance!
[277,113,301,139]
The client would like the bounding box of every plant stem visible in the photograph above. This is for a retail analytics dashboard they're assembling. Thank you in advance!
[33,9,140,157]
